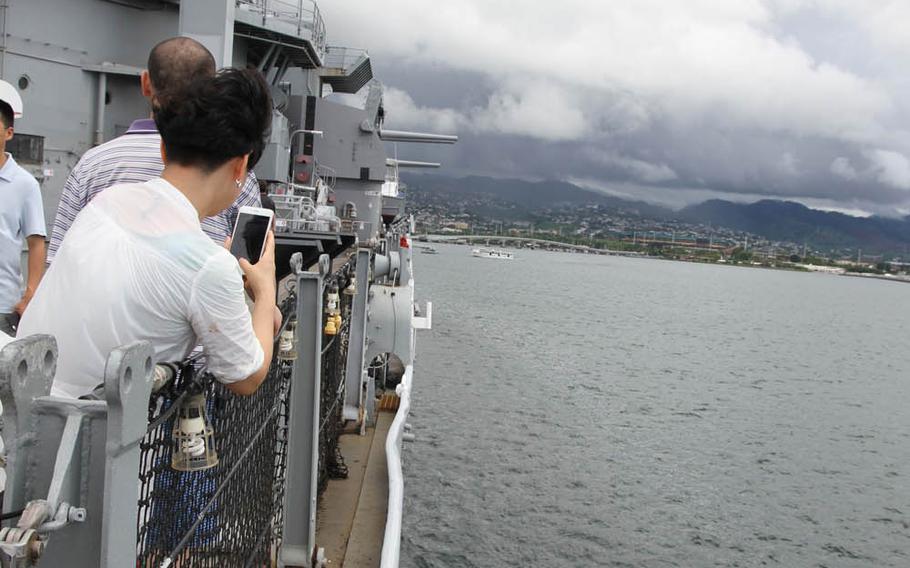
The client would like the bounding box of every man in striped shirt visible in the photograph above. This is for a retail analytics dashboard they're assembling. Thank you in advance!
[47,37,261,263]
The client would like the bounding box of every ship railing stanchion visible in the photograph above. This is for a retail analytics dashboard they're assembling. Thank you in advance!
[279,253,326,567]
[0,335,57,521]
[342,248,371,425]
[100,341,156,567]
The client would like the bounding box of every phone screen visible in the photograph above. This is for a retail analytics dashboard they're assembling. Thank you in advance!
[230,212,270,264]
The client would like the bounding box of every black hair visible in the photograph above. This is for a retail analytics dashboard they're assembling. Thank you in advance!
[154,67,272,172]
[147,37,216,98]
[0,101,14,129]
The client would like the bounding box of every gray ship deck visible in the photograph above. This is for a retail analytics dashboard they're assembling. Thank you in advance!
[316,412,394,567]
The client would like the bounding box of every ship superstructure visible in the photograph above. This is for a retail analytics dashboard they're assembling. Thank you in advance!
[0,1,455,566]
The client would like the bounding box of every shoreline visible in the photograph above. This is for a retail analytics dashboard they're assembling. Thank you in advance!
[427,238,910,282]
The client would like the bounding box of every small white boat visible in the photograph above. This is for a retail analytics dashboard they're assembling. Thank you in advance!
[472,248,514,260]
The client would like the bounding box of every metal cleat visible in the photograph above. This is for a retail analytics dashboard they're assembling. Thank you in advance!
[318,253,331,277]
[39,502,86,533]
[290,251,304,275]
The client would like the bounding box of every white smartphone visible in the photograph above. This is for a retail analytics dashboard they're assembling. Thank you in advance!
[230,206,274,264]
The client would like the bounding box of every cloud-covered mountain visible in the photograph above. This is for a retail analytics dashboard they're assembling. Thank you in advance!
[323,1,910,216]
[403,173,671,217]
[679,200,910,252]
[404,173,910,254]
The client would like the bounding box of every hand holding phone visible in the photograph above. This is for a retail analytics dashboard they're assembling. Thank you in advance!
[230,206,274,264]
[238,228,276,301]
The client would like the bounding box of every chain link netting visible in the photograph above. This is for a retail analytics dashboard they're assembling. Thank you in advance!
[135,256,356,566]
[319,265,352,494]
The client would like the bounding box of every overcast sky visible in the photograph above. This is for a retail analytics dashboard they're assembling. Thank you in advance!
[321,0,910,216]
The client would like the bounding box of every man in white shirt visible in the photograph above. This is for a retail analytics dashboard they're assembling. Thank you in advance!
[0,83,45,336]
[17,68,276,398]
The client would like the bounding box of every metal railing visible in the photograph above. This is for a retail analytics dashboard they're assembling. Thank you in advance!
[272,193,315,231]
[340,219,371,236]
[318,261,355,493]
[271,192,341,234]
[322,46,369,70]
[315,164,336,192]
[136,296,300,567]
[236,0,327,59]
[384,164,399,184]
[388,215,412,236]
[136,261,356,566]
[380,365,413,568]
[269,161,340,234]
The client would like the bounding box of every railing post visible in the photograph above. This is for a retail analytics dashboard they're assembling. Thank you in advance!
[343,248,371,422]
[101,342,155,567]
[279,268,324,567]
[0,335,57,514]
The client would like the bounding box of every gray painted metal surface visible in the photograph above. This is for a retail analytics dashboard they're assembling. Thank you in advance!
[312,98,387,181]
[0,0,338,231]
[0,337,153,567]
[342,248,371,422]
[234,0,326,64]
[335,182,382,243]
[363,284,414,369]
[255,110,292,182]
[364,371,376,429]
[178,0,235,67]
[100,342,155,567]
[0,335,57,515]
[320,46,371,94]
[279,268,324,568]
[311,96,387,242]
[1,0,176,228]
[395,237,413,286]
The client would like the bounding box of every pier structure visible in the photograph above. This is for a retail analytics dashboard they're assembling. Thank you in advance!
[426,234,645,256]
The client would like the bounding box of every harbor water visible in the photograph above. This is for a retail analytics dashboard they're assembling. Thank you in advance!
[402,244,910,567]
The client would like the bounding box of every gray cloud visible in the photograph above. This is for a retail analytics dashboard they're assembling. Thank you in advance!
[322,0,910,216]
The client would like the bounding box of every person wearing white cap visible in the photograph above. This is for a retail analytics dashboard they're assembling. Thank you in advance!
[0,80,45,336]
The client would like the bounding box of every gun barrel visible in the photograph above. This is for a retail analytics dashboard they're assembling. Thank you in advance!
[387,159,441,168]
[379,129,458,144]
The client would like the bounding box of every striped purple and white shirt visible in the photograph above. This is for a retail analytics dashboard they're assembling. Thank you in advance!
[47,118,261,263]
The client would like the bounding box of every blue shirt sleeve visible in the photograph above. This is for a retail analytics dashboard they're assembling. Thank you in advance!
[20,176,46,238]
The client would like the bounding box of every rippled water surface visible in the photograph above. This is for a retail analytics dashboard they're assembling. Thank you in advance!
[401,245,910,567]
